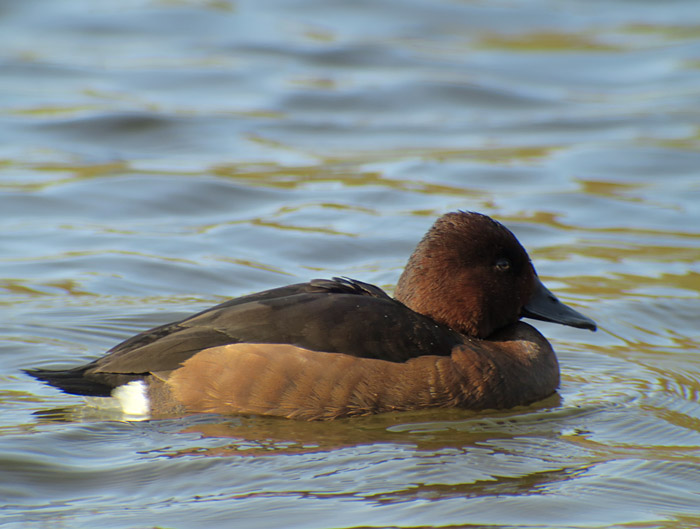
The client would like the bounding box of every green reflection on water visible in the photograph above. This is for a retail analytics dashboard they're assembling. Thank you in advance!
[277,202,378,216]
[1,161,130,191]
[477,31,623,52]
[649,128,700,150]
[157,0,236,12]
[537,243,700,264]
[3,143,555,196]
[624,24,700,40]
[212,161,477,195]
[212,257,295,276]
[549,271,699,301]
[8,105,103,117]
[321,145,557,165]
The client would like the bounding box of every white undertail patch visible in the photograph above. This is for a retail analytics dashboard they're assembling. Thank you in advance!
[112,380,150,420]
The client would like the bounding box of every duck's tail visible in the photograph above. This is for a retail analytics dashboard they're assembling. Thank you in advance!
[24,366,131,397]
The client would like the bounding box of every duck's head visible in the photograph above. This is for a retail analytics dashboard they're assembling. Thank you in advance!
[395,211,596,339]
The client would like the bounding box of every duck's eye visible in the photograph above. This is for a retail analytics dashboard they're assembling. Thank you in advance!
[495,258,511,272]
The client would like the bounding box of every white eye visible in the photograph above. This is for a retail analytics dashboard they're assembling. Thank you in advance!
[495,258,511,272]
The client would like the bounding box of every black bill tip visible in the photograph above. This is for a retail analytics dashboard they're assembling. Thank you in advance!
[522,277,597,332]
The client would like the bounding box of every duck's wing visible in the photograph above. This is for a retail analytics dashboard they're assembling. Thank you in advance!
[97,277,392,361]
[30,278,463,395]
[99,280,340,359]
[91,277,460,375]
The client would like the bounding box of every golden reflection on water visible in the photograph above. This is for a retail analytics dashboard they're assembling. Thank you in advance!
[140,399,567,458]
[0,278,96,299]
[561,430,700,463]
[3,142,557,192]
[0,160,130,191]
[320,145,557,165]
[212,161,479,194]
[213,256,294,276]
[537,244,699,263]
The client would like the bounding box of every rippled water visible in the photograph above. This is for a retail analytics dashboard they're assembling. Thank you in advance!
[2,0,700,528]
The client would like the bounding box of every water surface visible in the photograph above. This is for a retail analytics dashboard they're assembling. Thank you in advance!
[1,1,700,528]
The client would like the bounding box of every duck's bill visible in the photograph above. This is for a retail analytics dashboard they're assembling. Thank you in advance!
[522,278,597,331]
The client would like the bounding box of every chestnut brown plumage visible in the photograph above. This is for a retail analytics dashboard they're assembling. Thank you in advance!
[26,211,596,420]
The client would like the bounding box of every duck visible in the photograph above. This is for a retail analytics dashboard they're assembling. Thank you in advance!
[26,211,596,421]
